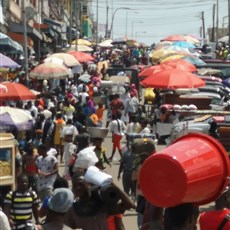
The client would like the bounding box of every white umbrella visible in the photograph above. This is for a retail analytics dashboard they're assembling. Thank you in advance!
[44,53,81,67]
[98,39,113,48]
[67,45,93,52]
[0,106,34,131]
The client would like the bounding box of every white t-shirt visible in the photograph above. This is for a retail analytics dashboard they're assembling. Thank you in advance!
[109,119,127,135]
[36,155,58,191]
[0,210,10,230]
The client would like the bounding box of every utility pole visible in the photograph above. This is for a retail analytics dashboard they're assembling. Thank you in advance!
[38,0,43,62]
[69,0,73,46]
[211,4,216,42]
[228,0,230,53]
[216,0,219,41]
[75,0,78,51]
[22,0,29,87]
[126,11,128,38]
[96,0,98,44]
[201,11,205,40]
[105,0,109,38]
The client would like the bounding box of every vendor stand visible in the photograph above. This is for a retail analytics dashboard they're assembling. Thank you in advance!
[0,133,16,204]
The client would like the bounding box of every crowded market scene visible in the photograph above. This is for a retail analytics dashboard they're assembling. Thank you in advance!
[1,0,230,229]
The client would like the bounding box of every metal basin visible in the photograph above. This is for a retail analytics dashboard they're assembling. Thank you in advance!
[87,127,109,138]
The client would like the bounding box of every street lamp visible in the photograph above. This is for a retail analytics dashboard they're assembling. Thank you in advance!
[109,7,130,38]
[131,21,143,38]
[22,0,29,87]
[22,0,37,87]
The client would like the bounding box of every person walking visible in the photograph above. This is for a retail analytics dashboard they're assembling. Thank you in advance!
[64,173,135,230]
[117,144,137,198]
[36,144,58,202]
[39,188,74,230]
[53,112,66,162]
[3,174,40,230]
[22,142,38,193]
[108,113,126,162]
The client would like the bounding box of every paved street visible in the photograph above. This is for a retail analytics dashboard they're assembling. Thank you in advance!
[58,132,166,230]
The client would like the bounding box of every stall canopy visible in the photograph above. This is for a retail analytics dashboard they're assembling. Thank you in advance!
[7,32,34,48]
[8,22,42,41]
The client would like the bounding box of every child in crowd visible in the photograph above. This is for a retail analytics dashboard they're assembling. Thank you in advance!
[92,138,111,170]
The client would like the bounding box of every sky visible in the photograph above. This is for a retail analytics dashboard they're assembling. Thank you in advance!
[92,0,228,45]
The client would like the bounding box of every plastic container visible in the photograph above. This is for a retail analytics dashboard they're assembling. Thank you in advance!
[140,133,230,207]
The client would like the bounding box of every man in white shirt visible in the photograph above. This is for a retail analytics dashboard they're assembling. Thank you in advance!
[36,144,58,201]
[108,113,126,161]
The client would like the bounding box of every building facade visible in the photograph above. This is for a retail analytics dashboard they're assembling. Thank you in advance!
[0,0,94,59]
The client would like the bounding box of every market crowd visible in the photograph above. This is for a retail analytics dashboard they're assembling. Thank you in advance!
[0,44,229,230]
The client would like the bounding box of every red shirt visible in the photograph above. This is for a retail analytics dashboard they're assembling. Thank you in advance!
[199,209,230,230]
[111,98,124,115]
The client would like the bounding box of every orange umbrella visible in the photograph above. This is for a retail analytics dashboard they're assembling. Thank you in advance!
[0,82,36,100]
[67,51,94,63]
[140,69,205,89]
[139,61,196,78]
[162,59,197,72]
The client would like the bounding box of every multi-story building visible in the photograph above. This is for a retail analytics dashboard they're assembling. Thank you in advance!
[0,0,94,59]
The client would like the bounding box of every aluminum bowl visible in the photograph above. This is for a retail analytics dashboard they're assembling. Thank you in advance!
[87,127,109,138]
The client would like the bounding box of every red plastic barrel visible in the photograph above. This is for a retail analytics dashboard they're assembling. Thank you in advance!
[140,133,230,208]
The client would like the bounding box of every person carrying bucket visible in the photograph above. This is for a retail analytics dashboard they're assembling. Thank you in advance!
[139,133,230,209]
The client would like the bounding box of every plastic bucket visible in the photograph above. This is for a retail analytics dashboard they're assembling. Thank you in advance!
[140,133,230,208]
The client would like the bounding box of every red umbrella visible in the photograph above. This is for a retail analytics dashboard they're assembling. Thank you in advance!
[140,69,205,89]
[162,59,197,72]
[139,65,173,77]
[161,35,186,42]
[0,82,36,100]
[139,61,196,78]
[67,51,94,63]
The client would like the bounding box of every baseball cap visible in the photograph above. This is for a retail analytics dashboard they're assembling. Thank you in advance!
[47,188,74,213]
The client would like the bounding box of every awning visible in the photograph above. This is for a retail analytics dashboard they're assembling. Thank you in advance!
[9,22,42,40]
[7,32,34,48]
[43,18,63,28]
[43,18,67,40]
[33,22,49,30]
